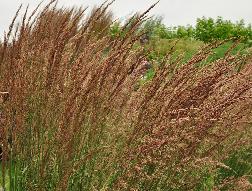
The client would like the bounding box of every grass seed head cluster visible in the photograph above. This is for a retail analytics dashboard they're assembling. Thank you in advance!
[0,1,252,190]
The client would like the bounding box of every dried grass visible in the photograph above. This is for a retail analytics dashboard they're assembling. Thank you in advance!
[0,1,252,190]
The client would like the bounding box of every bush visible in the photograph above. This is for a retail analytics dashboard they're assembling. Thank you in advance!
[195,17,252,43]
[142,16,177,39]
[141,16,252,44]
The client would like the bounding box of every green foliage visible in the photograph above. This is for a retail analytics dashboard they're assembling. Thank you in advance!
[0,163,10,190]
[109,22,122,38]
[146,38,204,62]
[207,41,249,62]
[141,16,252,44]
[195,17,252,43]
[196,171,215,191]
[176,25,195,38]
[142,16,177,39]
[195,17,216,42]
[217,147,252,186]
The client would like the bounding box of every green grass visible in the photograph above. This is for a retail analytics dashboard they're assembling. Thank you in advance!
[208,41,250,62]
[146,38,204,61]
[142,39,251,83]
[147,38,250,63]
[0,163,10,190]
[217,147,252,190]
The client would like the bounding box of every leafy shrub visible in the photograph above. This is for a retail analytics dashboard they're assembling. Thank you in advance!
[195,17,252,43]
[141,16,252,44]
[142,16,177,40]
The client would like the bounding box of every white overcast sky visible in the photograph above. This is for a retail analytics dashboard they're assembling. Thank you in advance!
[0,0,251,35]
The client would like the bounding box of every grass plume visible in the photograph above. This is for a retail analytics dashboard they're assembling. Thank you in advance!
[0,1,252,190]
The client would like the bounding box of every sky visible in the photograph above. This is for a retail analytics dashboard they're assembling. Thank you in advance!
[0,0,251,35]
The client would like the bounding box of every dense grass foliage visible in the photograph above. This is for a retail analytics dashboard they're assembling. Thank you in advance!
[1,1,252,190]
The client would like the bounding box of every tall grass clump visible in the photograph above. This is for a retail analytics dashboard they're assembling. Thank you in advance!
[0,1,252,190]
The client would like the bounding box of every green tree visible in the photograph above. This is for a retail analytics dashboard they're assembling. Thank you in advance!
[142,16,176,39]
[195,17,215,42]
